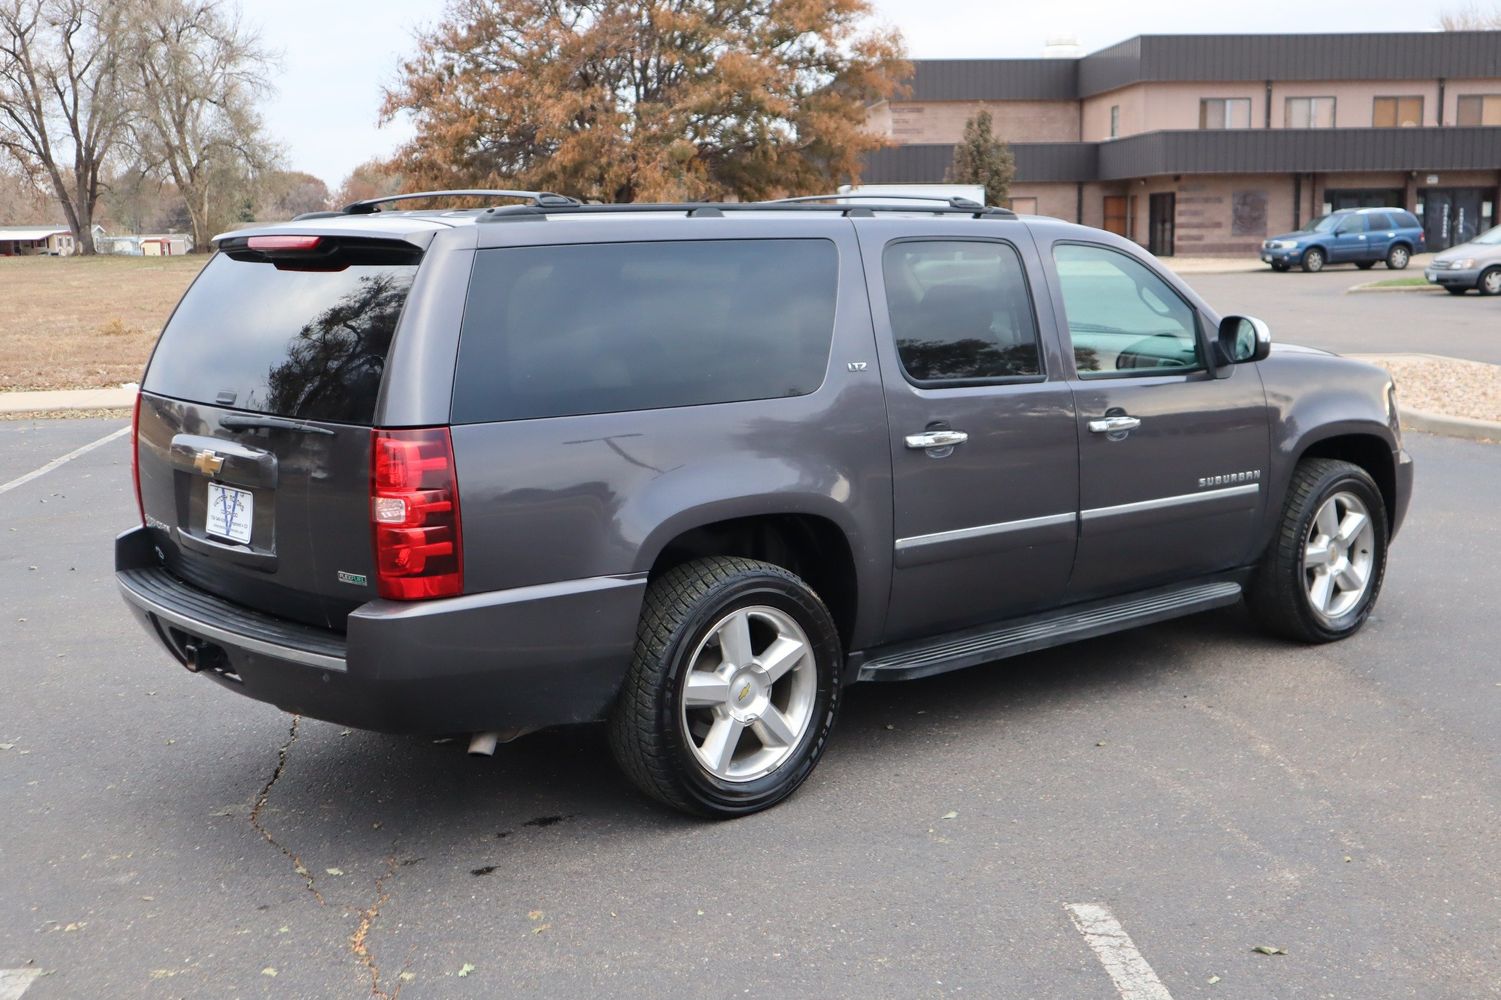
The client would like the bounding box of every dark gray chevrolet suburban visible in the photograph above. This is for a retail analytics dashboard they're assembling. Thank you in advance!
[117,192,1413,817]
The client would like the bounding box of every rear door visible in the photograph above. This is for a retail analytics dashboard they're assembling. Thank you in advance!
[856,221,1079,643]
[1329,213,1369,262]
[136,236,423,628]
[1043,239,1269,601]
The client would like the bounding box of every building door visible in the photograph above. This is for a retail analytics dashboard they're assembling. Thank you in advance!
[1148,193,1175,256]
[1103,196,1128,236]
[1421,188,1487,251]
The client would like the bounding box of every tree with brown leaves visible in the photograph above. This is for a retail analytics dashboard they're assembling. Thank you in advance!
[381,0,907,203]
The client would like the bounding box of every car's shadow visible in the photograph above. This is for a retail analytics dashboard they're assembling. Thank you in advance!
[179,603,1275,871]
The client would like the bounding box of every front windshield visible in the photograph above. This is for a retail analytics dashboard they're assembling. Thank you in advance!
[1306,214,1342,233]
[1474,225,1501,246]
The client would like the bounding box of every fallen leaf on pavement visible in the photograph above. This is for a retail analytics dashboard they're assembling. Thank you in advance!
[941,811,958,820]
[1252,945,1286,956]
[1208,975,1221,984]
[399,971,416,982]
[261,967,277,977]
[324,868,344,876]
[457,962,475,977]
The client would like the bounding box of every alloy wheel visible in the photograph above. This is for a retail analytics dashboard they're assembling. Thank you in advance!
[1481,268,1501,296]
[679,605,817,782]
[1389,246,1409,269]
[1303,491,1376,621]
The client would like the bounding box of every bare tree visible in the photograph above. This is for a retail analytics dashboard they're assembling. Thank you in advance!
[0,0,131,252]
[1438,3,1501,27]
[126,0,277,251]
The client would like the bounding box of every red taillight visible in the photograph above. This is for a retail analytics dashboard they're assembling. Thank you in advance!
[371,428,462,600]
[248,235,322,252]
[131,393,144,526]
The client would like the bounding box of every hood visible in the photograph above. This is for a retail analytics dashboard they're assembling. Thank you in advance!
[1433,240,1501,263]
[1269,342,1335,358]
[1267,229,1315,242]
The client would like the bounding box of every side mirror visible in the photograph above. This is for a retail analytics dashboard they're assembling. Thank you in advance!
[1215,315,1271,370]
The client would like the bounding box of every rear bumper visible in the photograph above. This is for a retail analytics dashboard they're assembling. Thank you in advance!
[116,527,646,734]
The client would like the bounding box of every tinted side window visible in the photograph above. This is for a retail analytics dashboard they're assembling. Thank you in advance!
[1397,212,1421,229]
[144,253,416,424]
[1339,214,1367,233]
[1368,213,1394,230]
[1052,243,1202,378]
[881,240,1041,384]
[452,240,837,423]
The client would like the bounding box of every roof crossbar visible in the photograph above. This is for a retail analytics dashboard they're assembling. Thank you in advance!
[341,190,581,215]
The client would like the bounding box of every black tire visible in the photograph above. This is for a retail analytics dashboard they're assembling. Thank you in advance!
[1247,459,1388,644]
[1301,248,1326,273]
[1479,267,1501,296]
[1386,244,1411,270]
[608,556,842,817]
[1446,285,1469,296]
[1356,260,1376,270]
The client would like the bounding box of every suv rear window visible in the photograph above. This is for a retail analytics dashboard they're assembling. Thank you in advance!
[144,252,417,424]
[452,239,837,423]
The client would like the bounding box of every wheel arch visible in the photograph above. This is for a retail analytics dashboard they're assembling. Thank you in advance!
[1295,432,1397,532]
[642,509,868,651]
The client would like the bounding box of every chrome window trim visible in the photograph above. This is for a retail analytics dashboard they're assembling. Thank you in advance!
[895,482,1260,551]
[895,511,1075,551]
[1082,482,1259,521]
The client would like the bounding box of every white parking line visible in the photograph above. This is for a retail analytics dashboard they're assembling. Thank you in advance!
[0,426,129,497]
[0,969,44,1000]
[1066,903,1175,1000]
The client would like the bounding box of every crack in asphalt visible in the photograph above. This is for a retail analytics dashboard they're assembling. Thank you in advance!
[247,715,326,906]
[351,856,409,999]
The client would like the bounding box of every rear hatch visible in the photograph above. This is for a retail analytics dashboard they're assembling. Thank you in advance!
[136,235,422,629]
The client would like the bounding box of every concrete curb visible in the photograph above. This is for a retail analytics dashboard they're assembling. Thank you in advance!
[1402,408,1501,443]
[1347,281,1444,294]
[0,385,137,414]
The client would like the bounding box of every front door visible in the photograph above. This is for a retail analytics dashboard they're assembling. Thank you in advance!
[1423,188,1486,251]
[1044,240,1270,601]
[1103,196,1129,237]
[1148,194,1175,256]
[857,224,1079,643]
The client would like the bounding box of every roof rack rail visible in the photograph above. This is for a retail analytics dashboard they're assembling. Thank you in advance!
[476,198,1016,223]
[760,193,1015,218]
[341,190,581,215]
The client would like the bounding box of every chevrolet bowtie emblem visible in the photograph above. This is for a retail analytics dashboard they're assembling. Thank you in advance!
[193,449,225,477]
[738,683,752,703]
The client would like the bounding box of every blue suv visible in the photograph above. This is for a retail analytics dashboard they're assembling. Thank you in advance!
[1261,207,1425,273]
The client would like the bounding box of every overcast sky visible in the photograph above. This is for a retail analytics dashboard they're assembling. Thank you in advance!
[246,0,1443,188]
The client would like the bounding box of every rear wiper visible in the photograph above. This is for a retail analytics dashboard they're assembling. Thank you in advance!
[219,414,335,436]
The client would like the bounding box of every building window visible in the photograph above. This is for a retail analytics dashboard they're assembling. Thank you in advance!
[1199,98,1251,129]
[1285,97,1336,128]
[1373,96,1424,127]
[1109,105,1119,138]
[1457,95,1501,126]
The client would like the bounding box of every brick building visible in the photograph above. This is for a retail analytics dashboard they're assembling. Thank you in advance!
[863,32,1501,255]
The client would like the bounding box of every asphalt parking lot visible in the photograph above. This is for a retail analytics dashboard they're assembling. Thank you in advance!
[1188,264,1501,365]
[2,269,1499,999]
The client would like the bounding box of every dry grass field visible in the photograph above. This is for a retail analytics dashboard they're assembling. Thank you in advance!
[0,254,205,391]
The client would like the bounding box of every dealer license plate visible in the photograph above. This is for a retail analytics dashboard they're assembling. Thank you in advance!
[206,482,253,544]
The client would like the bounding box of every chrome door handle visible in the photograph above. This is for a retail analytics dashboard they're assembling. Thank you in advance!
[905,430,969,450]
[1088,415,1142,434]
